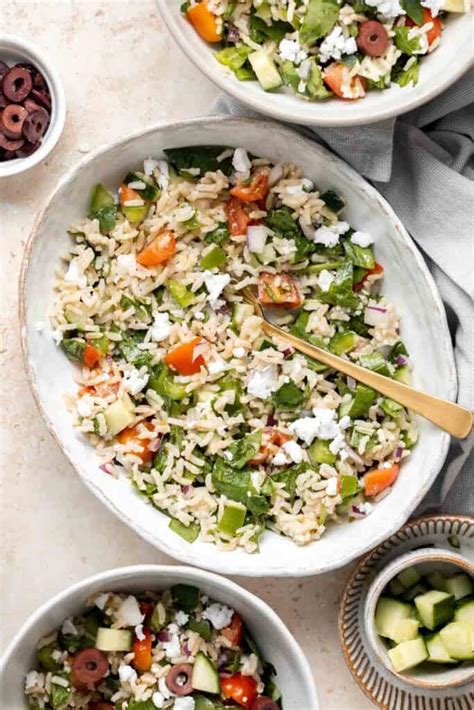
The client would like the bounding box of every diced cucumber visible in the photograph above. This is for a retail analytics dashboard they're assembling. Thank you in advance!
[90,183,114,211]
[397,567,421,590]
[445,574,473,601]
[414,590,455,631]
[426,571,448,592]
[442,0,470,10]
[192,652,220,694]
[402,583,428,602]
[104,395,135,436]
[150,602,167,631]
[391,618,420,644]
[231,303,254,332]
[218,500,247,535]
[389,578,406,597]
[95,627,132,652]
[169,518,200,543]
[249,48,283,91]
[426,633,457,664]
[454,599,474,631]
[201,245,227,270]
[375,597,412,639]
[308,439,336,465]
[439,621,474,660]
[339,475,360,500]
[393,365,411,384]
[329,331,358,355]
[167,279,195,308]
[388,637,428,672]
[171,584,200,612]
[123,204,149,224]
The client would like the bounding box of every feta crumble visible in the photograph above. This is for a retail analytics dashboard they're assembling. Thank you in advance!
[319,27,357,64]
[318,269,335,292]
[175,610,189,626]
[118,595,144,626]
[118,664,138,683]
[365,0,405,18]
[232,147,252,173]
[325,477,339,496]
[282,440,304,464]
[351,231,374,247]
[278,38,308,65]
[421,0,443,16]
[202,602,234,629]
[174,698,196,710]
[64,259,87,288]
[247,365,279,399]
[150,312,171,342]
[203,272,231,305]
[123,366,149,395]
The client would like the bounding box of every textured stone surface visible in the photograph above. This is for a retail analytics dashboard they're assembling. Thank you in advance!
[0,2,370,707]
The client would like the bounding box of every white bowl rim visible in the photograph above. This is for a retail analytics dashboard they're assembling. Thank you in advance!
[19,115,456,577]
[364,547,474,689]
[157,2,473,128]
[0,563,319,708]
[0,33,66,178]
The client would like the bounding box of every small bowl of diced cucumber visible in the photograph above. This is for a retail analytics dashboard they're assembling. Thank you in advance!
[365,547,474,689]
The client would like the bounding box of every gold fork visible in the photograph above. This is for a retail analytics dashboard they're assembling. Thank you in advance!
[241,287,473,439]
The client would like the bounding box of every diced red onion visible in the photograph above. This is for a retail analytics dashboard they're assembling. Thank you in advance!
[367,305,387,313]
[99,463,113,475]
[396,355,407,366]
[247,225,268,253]
[227,25,240,43]
[351,505,367,519]
[266,413,277,426]
[149,437,161,453]
[394,446,404,459]
[282,347,294,359]
[157,630,170,642]
[182,642,191,657]
[182,485,190,495]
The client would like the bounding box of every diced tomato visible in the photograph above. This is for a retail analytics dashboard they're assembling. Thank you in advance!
[132,628,153,672]
[221,612,244,647]
[164,337,206,376]
[230,171,269,203]
[89,703,114,710]
[83,343,101,369]
[220,674,258,709]
[258,272,302,309]
[364,463,400,497]
[249,428,292,466]
[116,421,155,464]
[227,195,250,236]
[78,381,120,398]
[323,62,366,100]
[406,8,442,47]
[137,230,176,267]
[119,183,142,206]
[187,1,222,43]
[353,262,384,292]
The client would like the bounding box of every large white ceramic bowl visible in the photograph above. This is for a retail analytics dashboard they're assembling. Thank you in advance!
[0,564,319,709]
[20,116,456,577]
[0,34,66,178]
[157,1,473,127]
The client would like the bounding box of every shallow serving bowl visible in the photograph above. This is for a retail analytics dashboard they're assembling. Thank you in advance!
[20,116,456,577]
[0,564,319,709]
[365,547,474,690]
[0,34,66,178]
[157,1,473,127]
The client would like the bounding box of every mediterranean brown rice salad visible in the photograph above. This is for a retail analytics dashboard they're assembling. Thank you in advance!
[183,0,468,99]
[49,144,418,552]
[25,586,281,709]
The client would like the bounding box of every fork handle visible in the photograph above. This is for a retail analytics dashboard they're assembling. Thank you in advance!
[262,320,473,440]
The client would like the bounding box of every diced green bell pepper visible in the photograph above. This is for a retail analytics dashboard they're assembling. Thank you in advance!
[340,475,361,499]
[171,584,200,612]
[167,279,195,308]
[308,439,336,465]
[148,363,187,400]
[168,518,200,543]
[201,245,227,270]
[329,331,358,355]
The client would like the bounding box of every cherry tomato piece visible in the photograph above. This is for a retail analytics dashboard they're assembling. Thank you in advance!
[221,612,244,647]
[220,673,258,709]
[258,272,302,309]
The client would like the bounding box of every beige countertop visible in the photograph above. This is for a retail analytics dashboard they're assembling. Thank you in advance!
[0,2,371,707]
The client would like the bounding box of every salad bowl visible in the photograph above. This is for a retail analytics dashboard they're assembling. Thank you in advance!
[20,116,456,577]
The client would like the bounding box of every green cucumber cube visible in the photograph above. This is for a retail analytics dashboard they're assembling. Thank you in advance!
[439,621,474,660]
[414,590,455,631]
[218,500,247,535]
[388,637,428,672]
[397,567,421,589]
[191,652,220,694]
[426,571,448,592]
[445,574,473,601]
[426,633,457,664]
[454,599,474,631]
[391,618,420,644]
[95,627,132,652]
[375,597,411,639]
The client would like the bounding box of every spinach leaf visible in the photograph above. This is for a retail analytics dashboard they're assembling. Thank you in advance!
[61,337,85,363]
[148,363,187,401]
[212,459,270,516]
[388,341,409,363]
[117,330,151,368]
[392,57,420,87]
[342,239,375,269]
[319,260,358,310]
[165,146,234,177]
[127,700,157,710]
[272,382,306,410]
[204,222,230,245]
[320,189,345,214]
[227,431,262,469]
[299,0,340,44]
[272,462,308,500]
[265,207,314,260]
[250,15,292,43]
[401,0,424,24]
[394,27,424,55]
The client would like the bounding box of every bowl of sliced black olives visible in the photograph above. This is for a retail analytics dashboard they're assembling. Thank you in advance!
[0,34,66,177]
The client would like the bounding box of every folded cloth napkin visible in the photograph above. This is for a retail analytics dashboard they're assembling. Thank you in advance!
[213,70,473,513]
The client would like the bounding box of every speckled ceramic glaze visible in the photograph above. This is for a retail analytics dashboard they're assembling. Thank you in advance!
[0,564,319,710]
[339,515,474,709]
[157,1,473,127]
[20,117,456,577]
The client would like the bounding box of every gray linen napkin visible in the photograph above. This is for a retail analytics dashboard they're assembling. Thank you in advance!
[213,71,474,513]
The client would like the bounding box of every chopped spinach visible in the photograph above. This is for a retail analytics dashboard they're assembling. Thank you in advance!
[272,382,306,410]
[342,238,375,269]
[165,146,234,177]
[319,260,358,310]
[212,459,269,516]
[249,15,292,43]
[117,330,151,368]
[227,431,262,469]
[401,0,424,24]
[204,222,230,245]
[61,337,85,363]
[321,189,345,214]
[299,0,340,44]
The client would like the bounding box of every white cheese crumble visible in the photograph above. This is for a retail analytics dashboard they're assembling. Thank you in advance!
[152,691,166,708]
[318,269,335,292]
[319,27,357,64]
[290,408,346,446]
[162,631,181,659]
[25,671,43,690]
[351,231,374,247]
[208,358,226,375]
[134,623,145,641]
[174,698,196,710]
[203,272,231,305]
[232,147,252,173]
[76,394,94,418]
[61,618,78,636]
[282,440,304,464]
[150,312,172,342]
[272,450,290,465]
[175,610,189,626]
[278,38,308,65]
[365,0,405,18]
[64,259,87,288]
[202,602,234,630]
[247,365,279,400]
[118,595,144,626]
[123,366,149,395]
[233,346,246,358]
[118,664,138,683]
[312,221,350,247]
[143,157,158,176]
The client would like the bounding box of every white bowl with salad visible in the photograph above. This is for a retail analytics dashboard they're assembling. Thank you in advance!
[158,0,472,126]
[20,116,455,577]
[0,564,318,709]
[367,548,474,689]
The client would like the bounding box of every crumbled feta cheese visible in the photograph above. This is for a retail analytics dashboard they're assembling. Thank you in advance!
[273,237,297,258]
[208,358,226,375]
[203,272,231,305]
[298,58,312,80]
[118,595,144,626]
[118,664,137,683]
[285,178,314,195]
[325,477,339,496]
[339,415,351,430]
[319,27,357,64]
[143,157,158,176]
[278,38,308,65]
[272,451,290,466]
[77,395,94,418]
[152,691,166,709]
[155,160,169,190]
[232,147,252,173]
[61,618,78,636]
[318,269,335,292]
[290,408,342,445]
[329,431,346,455]
[312,225,341,248]
[233,346,246,358]
[162,632,181,658]
[247,365,279,400]
[282,440,304,464]
[94,592,110,610]
[150,312,171,342]
[175,610,189,626]
[25,671,42,690]
[351,231,374,247]
[159,675,175,699]
[134,623,145,641]
[202,602,234,630]
[194,311,205,321]
[116,254,136,275]
[174,698,195,710]
[123,366,149,395]
[64,259,87,288]
[421,0,442,16]
[365,0,405,19]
